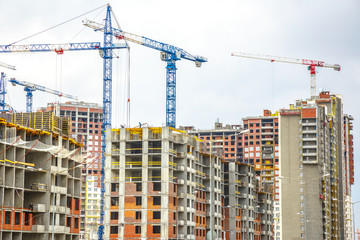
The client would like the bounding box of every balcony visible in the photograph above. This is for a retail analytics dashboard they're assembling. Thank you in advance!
[262,153,274,159]
[302,152,317,157]
[34,204,46,212]
[32,225,45,232]
[176,165,185,171]
[238,193,248,198]
[302,121,316,126]
[51,186,67,194]
[178,220,185,226]
[176,152,185,158]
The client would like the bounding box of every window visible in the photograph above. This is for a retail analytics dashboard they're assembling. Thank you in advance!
[135,226,141,234]
[136,197,142,206]
[110,226,118,234]
[67,198,72,208]
[15,212,20,225]
[75,198,79,210]
[153,211,161,219]
[153,182,161,191]
[67,217,71,227]
[74,218,79,229]
[153,196,161,205]
[5,211,11,224]
[136,211,141,220]
[136,183,142,192]
[24,212,30,226]
[153,225,161,234]
[111,212,119,220]
[111,197,119,206]
[111,183,118,192]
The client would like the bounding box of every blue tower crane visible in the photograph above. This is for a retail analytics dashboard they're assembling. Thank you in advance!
[0,73,7,111]
[0,62,16,112]
[83,12,208,128]
[84,7,206,239]
[0,37,127,240]
[8,78,79,112]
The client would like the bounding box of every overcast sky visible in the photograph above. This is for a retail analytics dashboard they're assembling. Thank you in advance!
[0,0,359,230]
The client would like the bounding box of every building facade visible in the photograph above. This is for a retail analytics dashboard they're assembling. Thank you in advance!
[105,126,274,240]
[279,91,354,239]
[222,161,273,240]
[189,117,278,239]
[105,127,224,239]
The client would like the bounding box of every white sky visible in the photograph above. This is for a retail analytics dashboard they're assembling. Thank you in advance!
[1,0,359,230]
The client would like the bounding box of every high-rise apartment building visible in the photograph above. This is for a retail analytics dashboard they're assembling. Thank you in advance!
[105,126,274,240]
[279,91,354,240]
[105,127,223,239]
[0,115,82,239]
[189,113,279,238]
[44,101,103,240]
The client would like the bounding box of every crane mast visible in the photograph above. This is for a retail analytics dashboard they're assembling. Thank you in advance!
[0,61,16,111]
[231,52,340,98]
[0,73,7,111]
[9,78,78,112]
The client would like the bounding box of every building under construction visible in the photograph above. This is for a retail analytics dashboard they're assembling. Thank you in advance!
[0,115,82,240]
[188,118,277,239]
[279,91,355,240]
[104,126,273,240]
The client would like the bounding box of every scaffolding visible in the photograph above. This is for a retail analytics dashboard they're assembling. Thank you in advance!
[11,112,70,136]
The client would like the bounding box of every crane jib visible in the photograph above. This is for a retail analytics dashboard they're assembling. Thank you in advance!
[0,42,127,53]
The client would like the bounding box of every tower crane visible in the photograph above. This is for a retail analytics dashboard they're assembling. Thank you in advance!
[231,52,341,98]
[0,61,16,111]
[0,72,9,111]
[83,14,208,129]
[84,8,206,239]
[8,78,78,112]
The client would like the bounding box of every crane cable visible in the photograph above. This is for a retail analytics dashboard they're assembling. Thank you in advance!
[112,10,131,128]
[8,4,108,46]
[126,48,131,128]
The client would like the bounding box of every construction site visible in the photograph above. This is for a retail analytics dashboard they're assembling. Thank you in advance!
[0,2,358,240]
